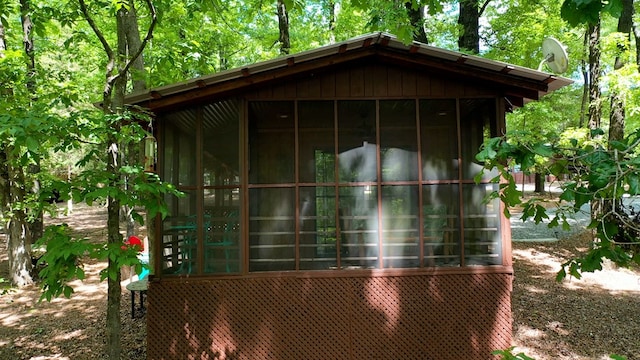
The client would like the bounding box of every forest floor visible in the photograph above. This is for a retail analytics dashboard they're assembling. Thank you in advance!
[0,201,639,359]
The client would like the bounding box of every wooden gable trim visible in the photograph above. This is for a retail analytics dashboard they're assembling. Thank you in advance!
[141,47,378,111]
[137,45,553,112]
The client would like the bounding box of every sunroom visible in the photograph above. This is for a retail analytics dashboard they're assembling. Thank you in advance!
[127,33,572,359]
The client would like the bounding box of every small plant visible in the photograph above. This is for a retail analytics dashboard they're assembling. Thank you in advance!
[609,355,627,360]
[35,224,95,301]
[493,347,627,360]
[492,347,535,360]
[0,277,10,296]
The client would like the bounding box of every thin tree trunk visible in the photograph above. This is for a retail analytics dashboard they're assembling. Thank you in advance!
[327,0,336,44]
[579,31,589,128]
[608,0,633,147]
[587,21,602,130]
[20,0,35,90]
[122,0,146,240]
[587,18,602,226]
[277,0,290,55]
[0,25,6,229]
[101,7,131,358]
[405,2,428,43]
[20,0,43,243]
[123,2,145,92]
[602,0,633,225]
[0,150,8,217]
[78,0,156,357]
[0,27,7,222]
[0,23,6,55]
[634,11,640,72]
[534,173,545,194]
[458,0,480,54]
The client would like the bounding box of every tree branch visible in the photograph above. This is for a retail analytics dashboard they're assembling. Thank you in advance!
[479,0,492,17]
[77,0,113,60]
[118,0,157,82]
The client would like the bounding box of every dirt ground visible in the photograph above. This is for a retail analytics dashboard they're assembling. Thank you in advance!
[1,202,639,359]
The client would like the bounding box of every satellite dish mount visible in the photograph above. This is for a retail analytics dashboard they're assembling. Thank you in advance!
[538,37,568,74]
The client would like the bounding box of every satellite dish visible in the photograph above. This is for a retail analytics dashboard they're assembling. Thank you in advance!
[538,37,568,74]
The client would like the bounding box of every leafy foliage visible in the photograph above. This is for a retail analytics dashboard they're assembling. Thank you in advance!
[493,347,627,360]
[35,225,94,301]
[492,347,535,360]
[561,0,623,26]
[33,108,182,300]
[477,126,640,280]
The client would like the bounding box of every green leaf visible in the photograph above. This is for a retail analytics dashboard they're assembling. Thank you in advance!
[532,143,553,157]
[574,187,591,211]
[533,204,549,224]
[26,136,39,153]
[627,174,640,195]
[559,188,575,202]
[601,220,619,240]
[609,355,627,360]
[561,0,601,26]
[63,285,74,298]
[556,267,567,282]
[501,181,523,208]
[603,0,623,17]
[568,262,582,279]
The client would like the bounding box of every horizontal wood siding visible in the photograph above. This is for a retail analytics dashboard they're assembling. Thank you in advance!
[246,64,497,100]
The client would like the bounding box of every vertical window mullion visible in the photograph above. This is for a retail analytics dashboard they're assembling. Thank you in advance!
[415,99,425,267]
[242,100,250,275]
[196,106,204,275]
[334,100,342,269]
[294,101,300,270]
[455,98,465,267]
[375,100,383,269]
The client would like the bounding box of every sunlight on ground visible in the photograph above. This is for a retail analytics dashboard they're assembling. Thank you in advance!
[513,248,562,275]
[513,248,640,295]
[563,267,640,294]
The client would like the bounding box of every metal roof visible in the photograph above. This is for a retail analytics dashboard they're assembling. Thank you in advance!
[125,32,573,108]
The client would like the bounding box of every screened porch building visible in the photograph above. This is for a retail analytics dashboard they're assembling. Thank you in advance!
[126,33,572,360]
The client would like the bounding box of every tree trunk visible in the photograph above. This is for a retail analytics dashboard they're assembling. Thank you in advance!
[277,0,290,55]
[587,21,602,130]
[0,23,6,243]
[7,150,33,287]
[78,0,156,357]
[458,0,479,54]
[0,150,8,217]
[405,2,428,43]
[20,0,35,90]
[534,173,545,194]
[608,0,633,147]
[327,0,336,44]
[122,0,146,241]
[20,0,44,244]
[579,30,589,128]
[634,11,640,72]
[122,2,145,92]
[601,0,633,226]
[0,22,5,55]
[586,18,602,225]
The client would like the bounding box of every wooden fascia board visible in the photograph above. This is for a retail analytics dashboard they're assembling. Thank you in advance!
[376,50,550,95]
[142,48,379,111]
